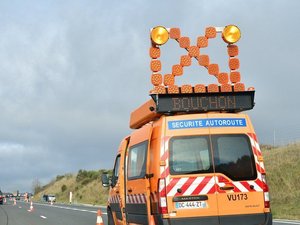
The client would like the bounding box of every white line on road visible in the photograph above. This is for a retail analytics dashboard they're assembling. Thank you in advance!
[40,215,47,219]
[33,202,107,215]
[274,219,300,225]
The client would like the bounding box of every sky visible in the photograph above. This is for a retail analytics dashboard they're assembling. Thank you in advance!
[0,0,299,192]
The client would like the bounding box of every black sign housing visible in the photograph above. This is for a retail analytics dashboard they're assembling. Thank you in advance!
[150,91,255,114]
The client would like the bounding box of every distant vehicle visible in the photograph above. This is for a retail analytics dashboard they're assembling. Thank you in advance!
[47,194,56,202]
[0,190,4,204]
[42,194,56,202]
[5,193,13,198]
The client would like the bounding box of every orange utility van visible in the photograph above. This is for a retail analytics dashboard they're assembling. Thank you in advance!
[102,25,272,225]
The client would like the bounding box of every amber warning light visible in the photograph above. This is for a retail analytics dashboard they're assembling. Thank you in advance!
[150,26,169,45]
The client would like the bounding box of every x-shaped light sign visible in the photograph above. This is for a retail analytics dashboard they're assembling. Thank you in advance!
[149,25,250,94]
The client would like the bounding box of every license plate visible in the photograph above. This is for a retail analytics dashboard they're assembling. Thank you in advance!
[175,201,207,209]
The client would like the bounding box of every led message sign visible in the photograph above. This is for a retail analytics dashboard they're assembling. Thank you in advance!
[151,91,255,113]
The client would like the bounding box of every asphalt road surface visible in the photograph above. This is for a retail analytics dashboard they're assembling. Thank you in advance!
[0,199,107,225]
[0,199,299,225]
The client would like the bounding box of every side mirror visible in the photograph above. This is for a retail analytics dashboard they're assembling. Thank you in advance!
[101,173,111,187]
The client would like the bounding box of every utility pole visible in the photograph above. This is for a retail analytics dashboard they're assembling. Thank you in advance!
[273,129,276,149]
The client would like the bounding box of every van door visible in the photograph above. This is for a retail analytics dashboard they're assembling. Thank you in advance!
[109,154,122,222]
[211,134,266,225]
[108,137,129,224]
[125,126,152,224]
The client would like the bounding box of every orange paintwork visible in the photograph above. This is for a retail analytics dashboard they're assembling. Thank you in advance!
[129,99,159,129]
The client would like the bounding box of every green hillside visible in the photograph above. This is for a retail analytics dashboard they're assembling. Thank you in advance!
[262,143,300,219]
[33,170,111,205]
[34,144,300,219]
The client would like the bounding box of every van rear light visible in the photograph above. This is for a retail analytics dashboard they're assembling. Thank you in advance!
[261,173,270,208]
[158,178,168,214]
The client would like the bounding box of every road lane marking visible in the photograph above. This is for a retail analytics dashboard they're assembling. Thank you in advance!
[33,202,107,215]
[274,219,300,225]
[40,215,47,219]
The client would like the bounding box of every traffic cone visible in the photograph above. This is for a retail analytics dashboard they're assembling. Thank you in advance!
[13,198,16,205]
[28,201,34,212]
[4,198,6,204]
[96,209,104,225]
[149,215,155,225]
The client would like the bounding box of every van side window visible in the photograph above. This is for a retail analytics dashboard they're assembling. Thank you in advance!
[112,155,121,187]
[169,136,213,175]
[213,134,257,181]
[127,141,147,180]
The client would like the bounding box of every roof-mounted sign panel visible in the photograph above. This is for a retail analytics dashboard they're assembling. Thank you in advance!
[151,91,255,114]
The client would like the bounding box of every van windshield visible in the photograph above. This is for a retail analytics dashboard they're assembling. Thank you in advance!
[169,134,257,181]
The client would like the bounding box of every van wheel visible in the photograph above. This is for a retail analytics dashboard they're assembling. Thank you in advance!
[107,208,115,225]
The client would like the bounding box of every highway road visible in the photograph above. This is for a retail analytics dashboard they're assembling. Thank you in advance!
[0,199,299,225]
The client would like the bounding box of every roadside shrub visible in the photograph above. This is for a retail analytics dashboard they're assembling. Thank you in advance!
[76,169,101,184]
[61,184,67,192]
[56,175,65,181]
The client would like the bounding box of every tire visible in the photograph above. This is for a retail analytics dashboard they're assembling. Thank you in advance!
[107,208,115,225]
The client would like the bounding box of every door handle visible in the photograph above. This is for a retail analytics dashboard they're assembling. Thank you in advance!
[220,186,234,190]
[128,188,133,193]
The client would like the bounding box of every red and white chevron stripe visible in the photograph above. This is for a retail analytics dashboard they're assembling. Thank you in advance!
[126,194,147,204]
[159,133,267,198]
[109,195,120,204]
